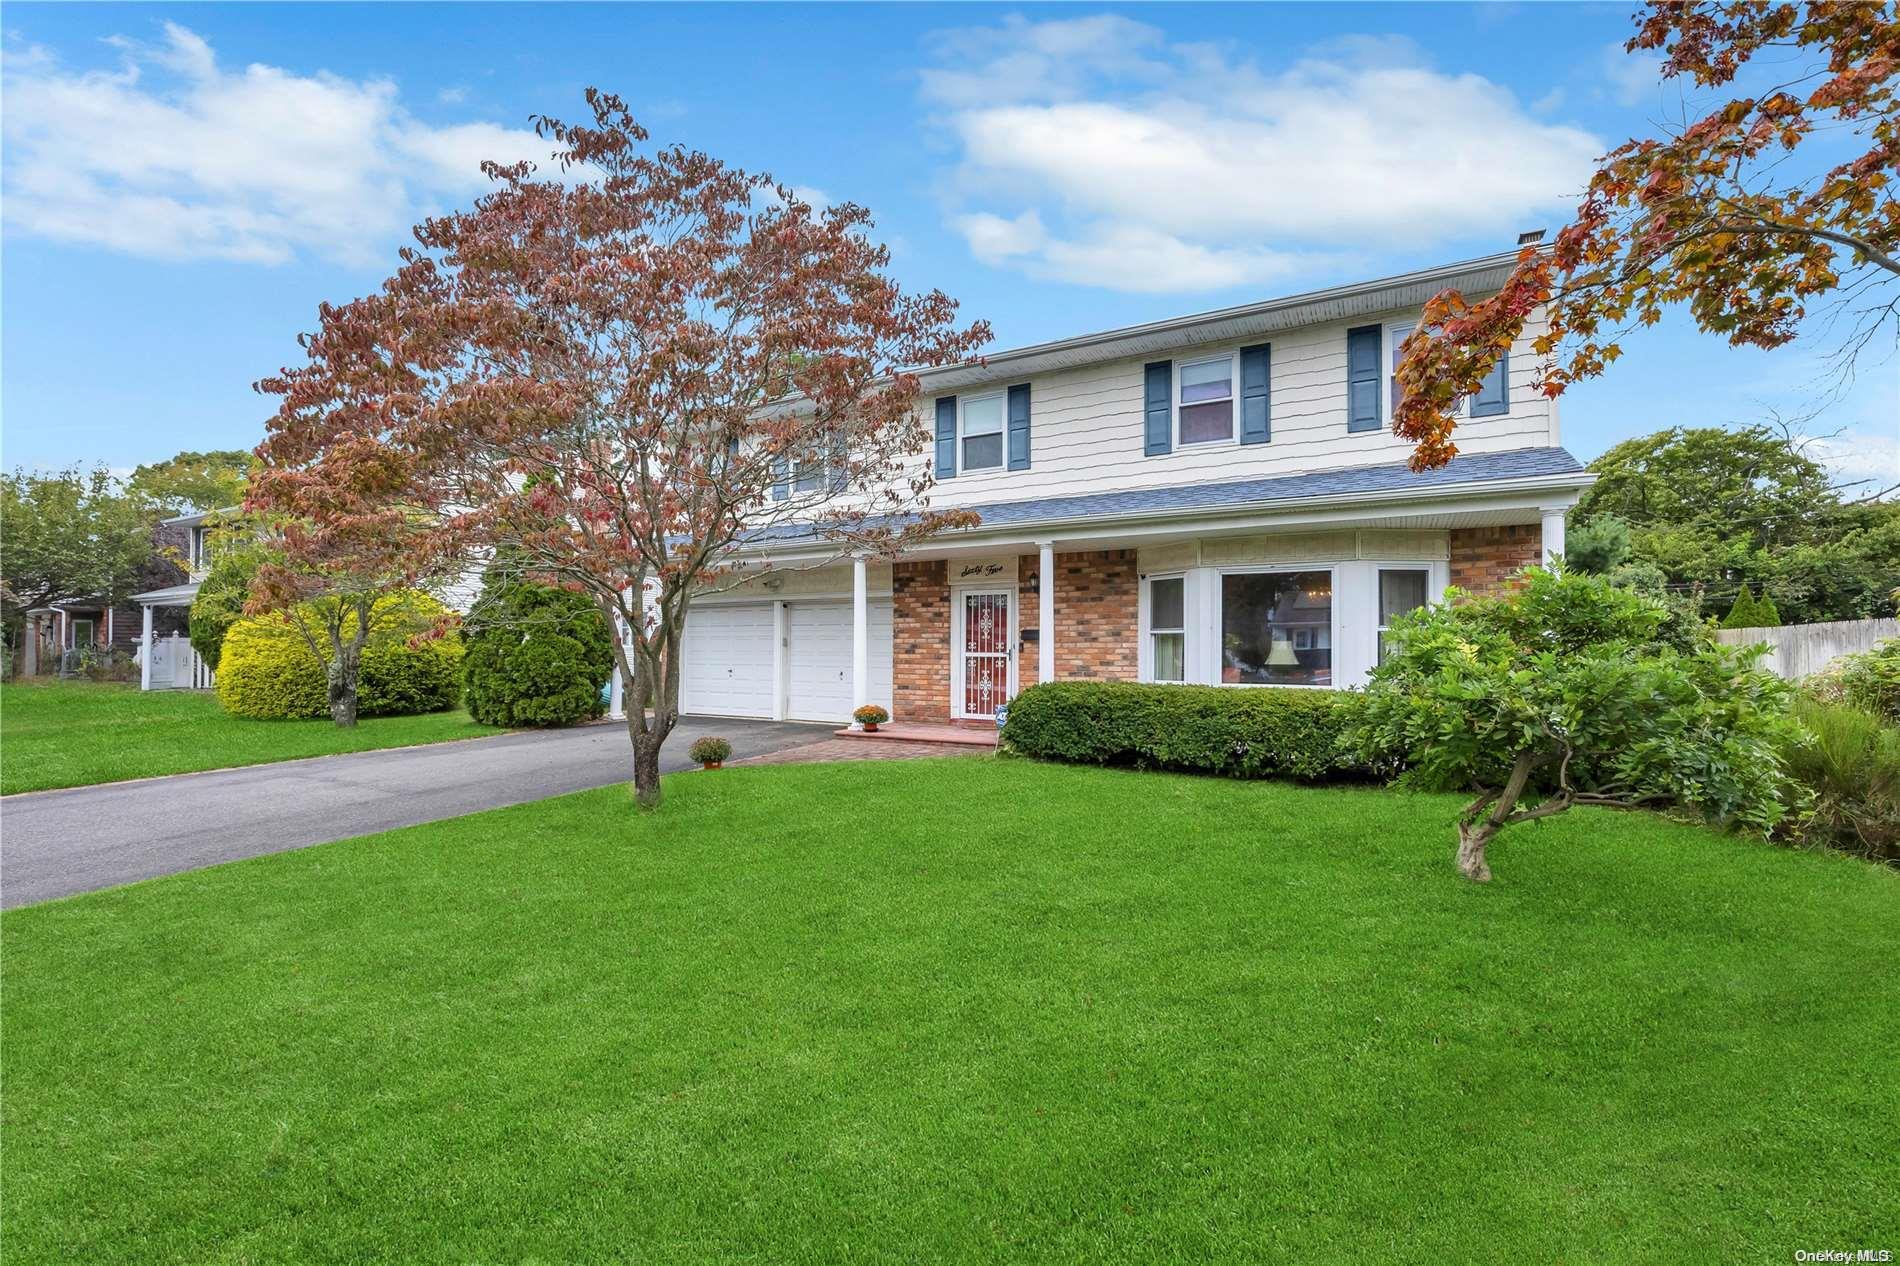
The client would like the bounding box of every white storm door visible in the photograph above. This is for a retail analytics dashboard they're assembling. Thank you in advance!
[954,589,1014,720]
[681,604,775,718]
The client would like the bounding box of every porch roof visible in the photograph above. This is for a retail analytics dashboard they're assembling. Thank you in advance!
[131,582,202,607]
[740,446,1590,554]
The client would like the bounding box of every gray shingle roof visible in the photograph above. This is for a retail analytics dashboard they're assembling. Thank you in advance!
[743,447,1587,549]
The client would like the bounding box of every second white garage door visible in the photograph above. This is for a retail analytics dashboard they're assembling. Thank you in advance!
[785,601,894,722]
[681,603,775,718]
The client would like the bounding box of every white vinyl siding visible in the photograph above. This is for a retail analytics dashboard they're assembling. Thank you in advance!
[912,306,1557,511]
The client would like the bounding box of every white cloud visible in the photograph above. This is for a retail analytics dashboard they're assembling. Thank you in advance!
[922,15,1602,293]
[2,23,553,265]
[1600,40,1668,108]
[1806,429,1900,494]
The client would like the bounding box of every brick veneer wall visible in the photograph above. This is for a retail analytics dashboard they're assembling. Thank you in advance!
[891,550,1140,719]
[892,560,950,722]
[1051,549,1139,680]
[1449,525,1542,597]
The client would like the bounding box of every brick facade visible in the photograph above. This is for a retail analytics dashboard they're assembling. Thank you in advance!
[1449,524,1542,597]
[891,550,1138,720]
[1049,549,1139,681]
[892,560,950,722]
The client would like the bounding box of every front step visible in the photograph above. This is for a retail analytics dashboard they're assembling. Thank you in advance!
[833,722,997,747]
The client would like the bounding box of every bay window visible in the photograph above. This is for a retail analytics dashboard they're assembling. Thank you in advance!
[1177,356,1234,445]
[1147,576,1185,682]
[1220,570,1332,686]
[1377,569,1430,663]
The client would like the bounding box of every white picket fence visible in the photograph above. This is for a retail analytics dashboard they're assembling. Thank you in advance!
[1714,617,1897,681]
[142,633,214,690]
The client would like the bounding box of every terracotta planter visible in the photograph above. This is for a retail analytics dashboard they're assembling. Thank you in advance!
[862,722,879,733]
[702,760,723,770]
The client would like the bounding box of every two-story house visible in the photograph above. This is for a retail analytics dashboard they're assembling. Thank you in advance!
[663,247,1592,725]
[128,507,230,689]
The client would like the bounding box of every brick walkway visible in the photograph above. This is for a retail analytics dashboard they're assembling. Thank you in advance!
[729,738,983,766]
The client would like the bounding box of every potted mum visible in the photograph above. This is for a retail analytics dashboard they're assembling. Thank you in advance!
[687,735,733,770]
[853,704,890,733]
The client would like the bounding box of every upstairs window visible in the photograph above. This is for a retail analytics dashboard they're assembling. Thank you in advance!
[1178,356,1234,444]
[960,392,1005,471]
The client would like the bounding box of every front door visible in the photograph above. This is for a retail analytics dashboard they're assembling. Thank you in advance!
[955,589,1014,719]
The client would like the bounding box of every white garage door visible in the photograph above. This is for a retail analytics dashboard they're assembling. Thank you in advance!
[786,600,894,723]
[681,603,775,718]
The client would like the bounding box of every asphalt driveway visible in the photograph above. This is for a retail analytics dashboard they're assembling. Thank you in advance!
[0,717,831,910]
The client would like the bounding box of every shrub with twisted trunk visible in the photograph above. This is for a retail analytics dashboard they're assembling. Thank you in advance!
[1348,566,1799,882]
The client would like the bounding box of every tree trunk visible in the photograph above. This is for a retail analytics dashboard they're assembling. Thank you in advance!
[1456,820,1496,883]
[327,643,362,728]
[631,728,663,810]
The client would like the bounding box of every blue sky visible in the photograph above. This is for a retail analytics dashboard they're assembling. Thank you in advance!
[3,2,1894,487]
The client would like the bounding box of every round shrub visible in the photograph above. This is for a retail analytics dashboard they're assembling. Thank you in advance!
[460,568,614,728]
[216,592,462,720]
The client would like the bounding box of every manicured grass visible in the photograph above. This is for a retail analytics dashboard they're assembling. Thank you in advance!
[0,681,502,795]
[4,760,1895,1262]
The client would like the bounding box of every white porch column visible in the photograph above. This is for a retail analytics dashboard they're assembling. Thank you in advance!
[139,605,153,690]
[1540,508,1567,567]
[1037,541,1055,684]
[608,664,625,720]
[850,555,869,724]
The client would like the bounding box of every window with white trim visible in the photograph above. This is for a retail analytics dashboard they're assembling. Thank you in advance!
[1147,575,1185,682]
[960,392,1005,471]
[1177,356,1234,445]
[1390,321,1468,421]
[1377,569,1431,663]
[1219,570,1332,686]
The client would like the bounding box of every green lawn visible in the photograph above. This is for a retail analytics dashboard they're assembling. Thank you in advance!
[0,681,502,795]
[4,760,1895,1262]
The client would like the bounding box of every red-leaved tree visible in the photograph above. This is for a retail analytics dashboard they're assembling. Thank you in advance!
[249,346,453,727]
[259,90,988,804]
[1394,0,1898,470]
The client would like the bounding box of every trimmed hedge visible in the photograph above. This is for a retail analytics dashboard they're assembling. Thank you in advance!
[216,594,462,720]
[1000,680,1367,781]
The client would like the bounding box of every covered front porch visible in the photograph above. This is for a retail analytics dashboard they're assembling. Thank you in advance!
[128,582,213,690]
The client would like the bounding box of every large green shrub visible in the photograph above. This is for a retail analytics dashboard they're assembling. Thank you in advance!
[1001,680,1364,781]
[460,568,614,727]
[1806,637,1900,724]
[1349,566,1798,881]
[1781,697,1900,863]
[217,592,462,720]
[187,550,257,671]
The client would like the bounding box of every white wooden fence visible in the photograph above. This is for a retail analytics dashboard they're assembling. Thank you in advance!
[1715,617,1897,681]
[142,633,214,690]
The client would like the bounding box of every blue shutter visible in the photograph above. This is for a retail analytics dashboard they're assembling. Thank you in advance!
[1006,383,1031,471]
[935,396,957,479]
[1469,347,1510,417]
[771,456,789,501]
[828,433,848,493]
[1239,343,1271,445]
[1143,361,1172,456]
[1346,325,1382,433]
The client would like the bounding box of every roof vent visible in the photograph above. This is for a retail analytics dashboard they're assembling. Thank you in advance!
[1517,228,1547,246]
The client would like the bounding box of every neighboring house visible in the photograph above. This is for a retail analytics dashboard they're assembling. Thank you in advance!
[18,517,193,679]
[638,245,1593,726]
[129,508,231,690]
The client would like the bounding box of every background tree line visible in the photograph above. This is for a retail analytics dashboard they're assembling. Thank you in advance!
[1563,424,1899,626]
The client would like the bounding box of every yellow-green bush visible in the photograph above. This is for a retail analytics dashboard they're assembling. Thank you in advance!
[216,592,463,720]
